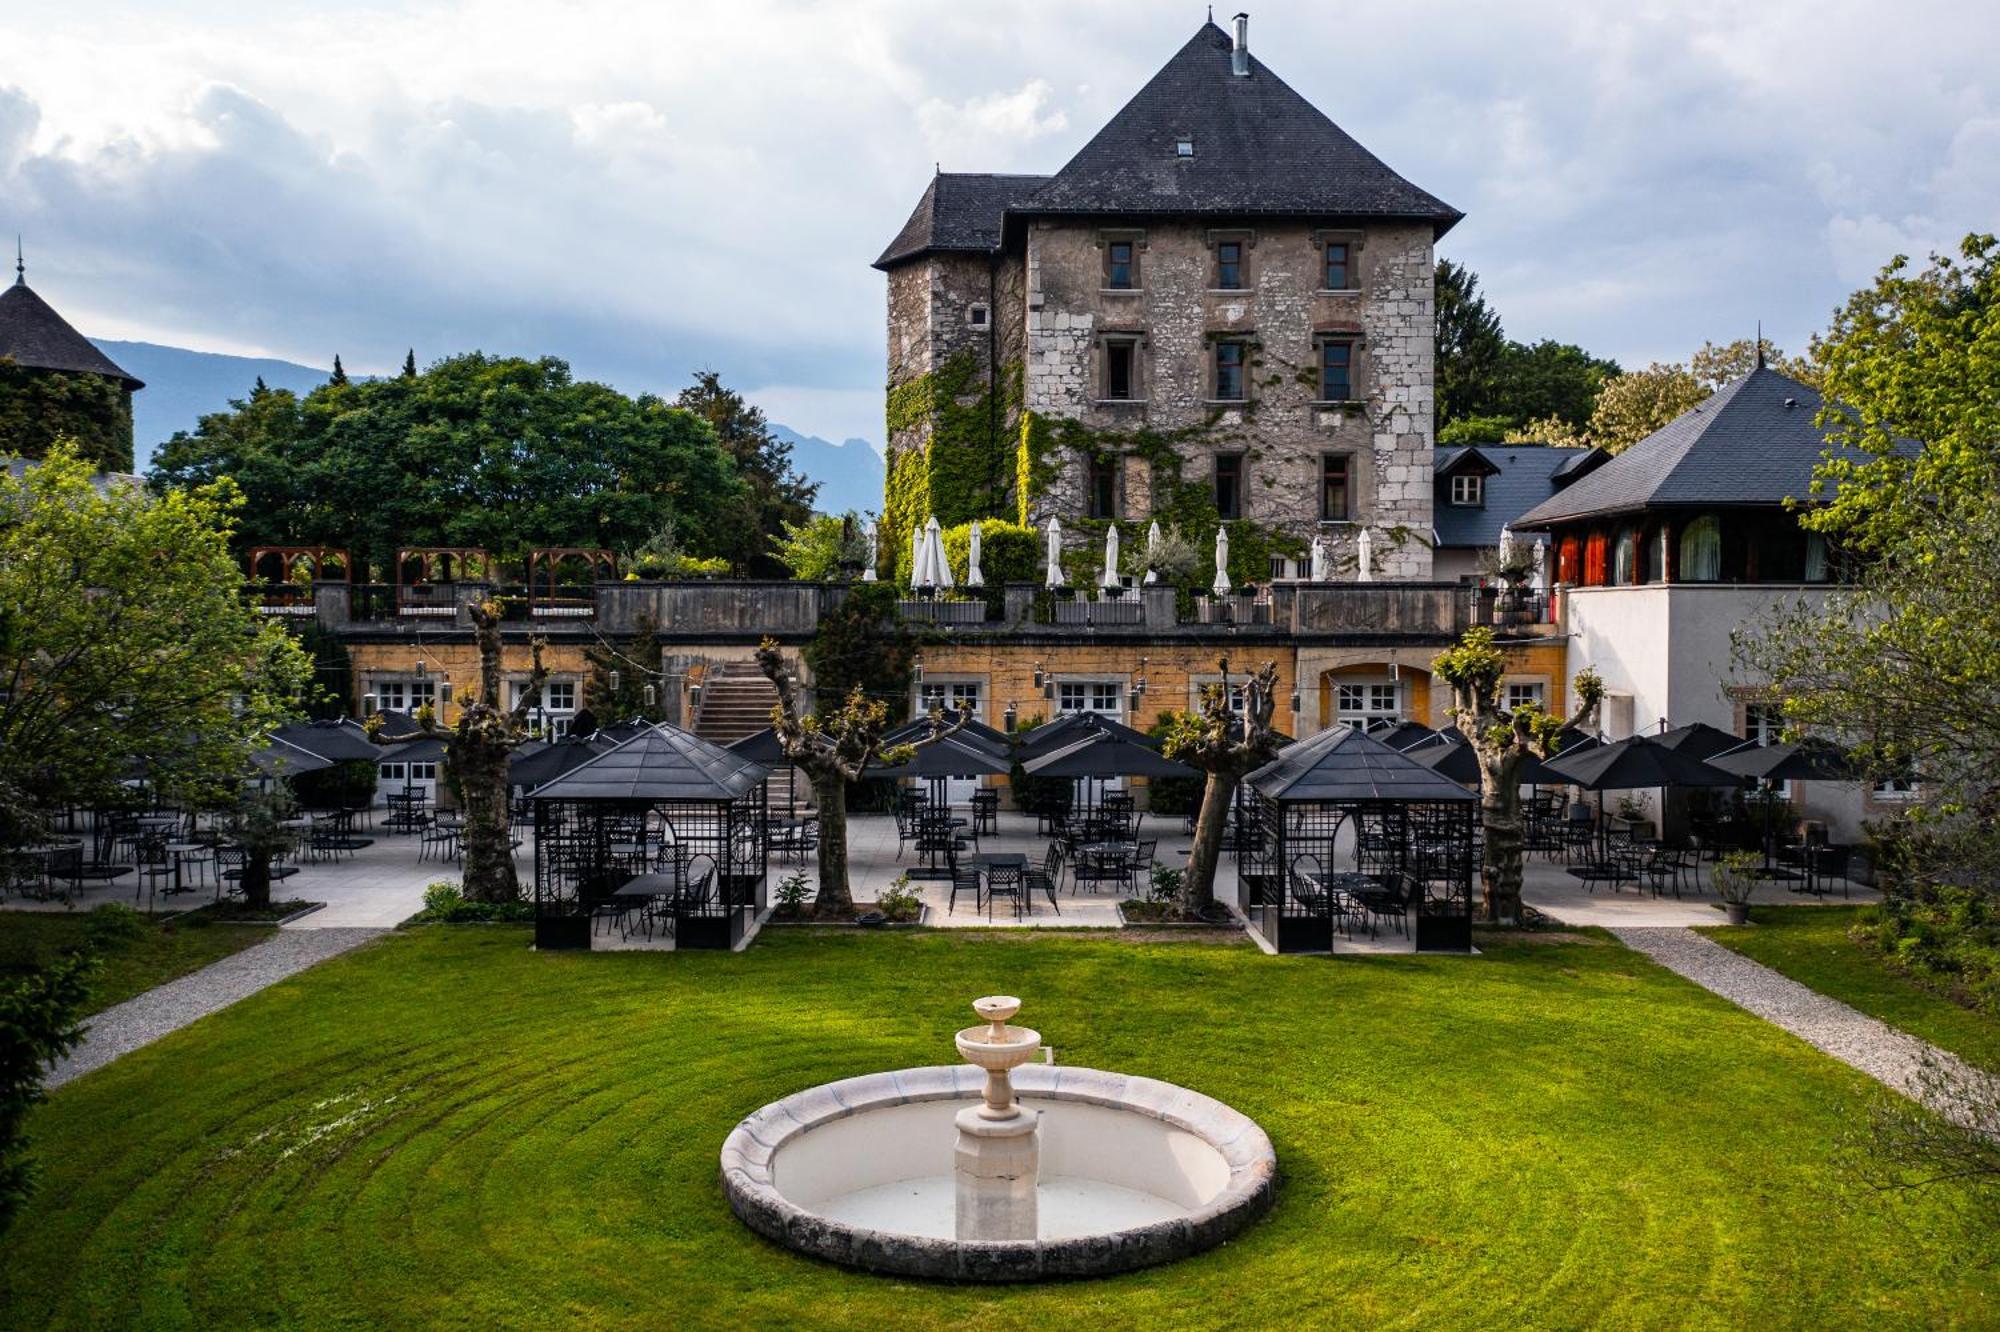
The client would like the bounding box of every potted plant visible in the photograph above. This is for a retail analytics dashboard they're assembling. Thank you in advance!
[1712,850,1760,925]
[1613,793,1655,842]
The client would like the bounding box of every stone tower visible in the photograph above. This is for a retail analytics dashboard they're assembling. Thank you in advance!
[0,251,145,473]
[875,16,1459,584]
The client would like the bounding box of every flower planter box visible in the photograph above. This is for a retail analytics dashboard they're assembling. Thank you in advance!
[765,904,931,929]
[1115,902,1241,931]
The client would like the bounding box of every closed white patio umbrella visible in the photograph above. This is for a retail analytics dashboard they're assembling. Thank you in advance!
[1213,527,1232,595]
[1101,524,1121,591]
[1531,538,1547,594]
[967,520,985,587]
[927,515,954,590]
[1045,517,1064,588]
[910,525,928,589]
[1310,536,1329,582]
[1356,527,1373,583]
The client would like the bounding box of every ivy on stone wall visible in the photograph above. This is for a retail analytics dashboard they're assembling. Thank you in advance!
[883,352,1019,562]
[0,365,134,473]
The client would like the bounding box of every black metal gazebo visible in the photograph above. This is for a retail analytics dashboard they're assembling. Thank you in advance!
[529,723,770,951]
[1242,726,1479,954]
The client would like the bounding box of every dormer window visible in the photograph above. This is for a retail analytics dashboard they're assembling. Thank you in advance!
[1176,139,1194,157]
[1449,474,1484,507]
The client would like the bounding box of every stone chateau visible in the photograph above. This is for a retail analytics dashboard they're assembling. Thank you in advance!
[876,15,1459,581]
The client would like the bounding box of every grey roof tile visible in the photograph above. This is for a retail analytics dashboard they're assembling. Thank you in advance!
[1517,367,1914,527]
[0,280,143,387]
[874,22,1459,269]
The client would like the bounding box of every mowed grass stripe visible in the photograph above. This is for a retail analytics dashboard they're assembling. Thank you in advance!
[4,927,1992,1330]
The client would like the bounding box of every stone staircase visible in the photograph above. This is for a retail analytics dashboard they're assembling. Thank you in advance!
[694,663,807,813]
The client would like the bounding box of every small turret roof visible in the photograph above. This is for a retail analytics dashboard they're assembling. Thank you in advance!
[0,276,144,389]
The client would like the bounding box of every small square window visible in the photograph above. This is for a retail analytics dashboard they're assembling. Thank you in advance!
[1214,341,1246,401]
[968,304,990,328]
[1214,453,1244,520]
[1505,682,1545,713]
[1176,139,1194,157]
[1449,474,1484,506]
[1106,241,1135,289]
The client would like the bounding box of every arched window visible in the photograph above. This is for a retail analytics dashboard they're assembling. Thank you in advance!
[1613,527,1640,585]
[1679,516,1722,582]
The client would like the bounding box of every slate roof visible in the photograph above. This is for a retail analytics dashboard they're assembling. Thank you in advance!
[875,21,1459,269]
[1247,724,1475,804]
[527,723,769,802]
[874,173,1052,269]
[0,279,143,388]
[1515,367,1915,528]
[1433,444,1608,548]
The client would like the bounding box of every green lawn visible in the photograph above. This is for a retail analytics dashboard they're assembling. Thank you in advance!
[2,927,1993,1329]
[1702,905,2000,1072]
[0,909,275,1017]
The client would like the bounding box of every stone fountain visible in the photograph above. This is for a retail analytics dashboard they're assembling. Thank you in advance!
[721,995,1275,1282]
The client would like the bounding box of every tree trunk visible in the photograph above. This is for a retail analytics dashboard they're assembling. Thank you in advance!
[1479,771,1525,923]
[454,722,519,903]
[811,771,852,918]
[1183,770,1238,918]
[241,852,273,910]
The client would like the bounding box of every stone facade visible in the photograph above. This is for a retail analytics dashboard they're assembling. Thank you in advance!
[1016,218,1435,578]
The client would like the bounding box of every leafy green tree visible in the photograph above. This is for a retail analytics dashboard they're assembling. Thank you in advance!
[1437,414,1516,446]
[1739,235,2000,938]
[0,445,312,847]
[222,785,300,911]
[1489,339,1622,431]
[150,354,746,577]
[676,371,818,576]
[1587,361,1706,452]
[1,950,93,1235]
[1435,259,1507,429]
[802,582,920,715]
[775,512,874,582]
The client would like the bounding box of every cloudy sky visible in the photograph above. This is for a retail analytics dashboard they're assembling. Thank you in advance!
[3,0,1996,448]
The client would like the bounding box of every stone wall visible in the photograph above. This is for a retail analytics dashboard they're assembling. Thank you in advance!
[1019,219,1436,578]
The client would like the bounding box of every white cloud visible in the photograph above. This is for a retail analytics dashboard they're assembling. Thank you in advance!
[1,0,1997,443]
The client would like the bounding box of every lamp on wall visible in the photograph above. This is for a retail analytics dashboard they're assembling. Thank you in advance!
[609,669,621,694]
[1133,657,1149,696]
[1003,700,1018,732]
[363,692,379,715]
[643,684,657,709]
[1032,662,1045,690]
[1290,688,1301,714]
[413,660,426,679]
[913,655,924,683]
[439,681,453,703]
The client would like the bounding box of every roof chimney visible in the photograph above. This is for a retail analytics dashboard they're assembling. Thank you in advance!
[1231,13,1250,76]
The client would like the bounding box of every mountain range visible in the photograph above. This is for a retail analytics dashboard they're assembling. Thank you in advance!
[94,339,885,517]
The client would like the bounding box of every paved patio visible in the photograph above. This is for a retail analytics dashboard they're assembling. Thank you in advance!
[5,809,1877,940]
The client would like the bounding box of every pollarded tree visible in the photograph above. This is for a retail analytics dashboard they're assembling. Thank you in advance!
[1162,658,1285,919]
[755,637,927,918]
[1434,627,1603,923]
[369,599,545,902]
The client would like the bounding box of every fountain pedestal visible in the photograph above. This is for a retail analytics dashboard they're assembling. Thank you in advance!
[952,995,1042,1242]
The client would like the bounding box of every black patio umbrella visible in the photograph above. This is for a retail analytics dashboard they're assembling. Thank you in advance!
[1366,719,1439,752]
[1406,732,1561,787]
[1022,732,1197,814]
[884,713,1011,757]
[869,735,1013,844]
[249,738,335,778]
[509,736,613,790]
[1550,726,1603,758]
[1654,721,1754,762]
[371,709,426,741]
[273,718,385,763]
[1542,734,1738,861]
[726,727,788,764]
[1020,712,1160,755]
[1711,740,1861,876]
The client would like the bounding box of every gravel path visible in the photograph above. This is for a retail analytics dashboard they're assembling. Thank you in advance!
[1615,926,1998,1129]
[47,928,385,1089]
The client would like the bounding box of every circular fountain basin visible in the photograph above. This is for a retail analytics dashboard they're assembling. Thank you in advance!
[720,1064,1275,1282]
